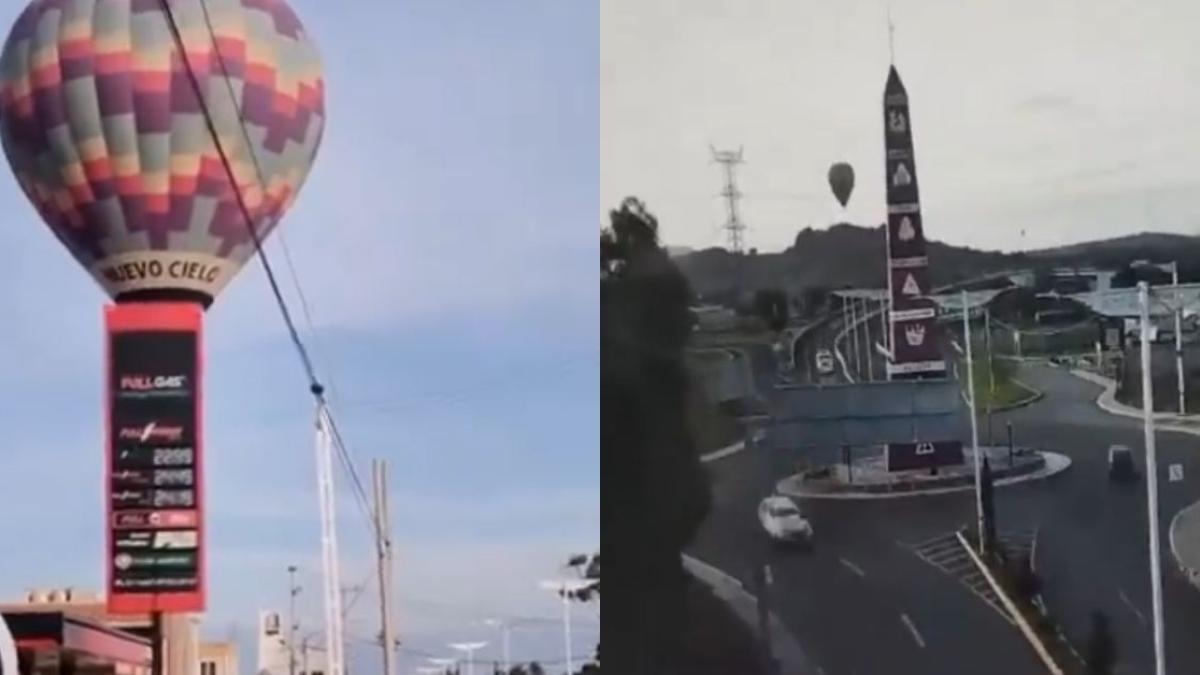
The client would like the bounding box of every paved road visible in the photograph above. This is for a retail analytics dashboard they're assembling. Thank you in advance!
[692,335,1041,675]
[692,324,1200,675]
[996,365,1200,675]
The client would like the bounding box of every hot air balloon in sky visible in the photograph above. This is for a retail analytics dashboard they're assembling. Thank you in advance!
[828,162,855,209]
[0,0,326,308]
[0,0,325,619]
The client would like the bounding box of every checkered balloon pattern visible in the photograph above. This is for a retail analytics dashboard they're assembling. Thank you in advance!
[0,0,325,298]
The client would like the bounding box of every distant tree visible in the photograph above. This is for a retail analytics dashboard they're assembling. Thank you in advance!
[1085,610,1117,675]
[752,288,789,331]
[602,197,712,675]
[528,663,546,675]
[563,552,600,601]
[800,286,830,317]
[1111,263,1172,289]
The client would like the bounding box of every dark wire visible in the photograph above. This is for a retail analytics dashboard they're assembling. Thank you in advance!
[160,0,377,526]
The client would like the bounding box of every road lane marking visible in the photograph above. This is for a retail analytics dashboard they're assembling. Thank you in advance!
[839,557,867,578]
[1118,589,1148,626]
[900,613,927,648]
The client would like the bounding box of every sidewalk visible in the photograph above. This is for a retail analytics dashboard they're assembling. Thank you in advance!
[1170,502,1200,591]
[1070,369,1200,435]
[681,554,816,675]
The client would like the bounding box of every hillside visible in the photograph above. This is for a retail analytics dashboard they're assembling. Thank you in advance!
[675,225,1200,301]
[676,223,1028,300]
[1029,232,1200,269]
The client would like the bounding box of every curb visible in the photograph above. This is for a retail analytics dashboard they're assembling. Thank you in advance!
[1169,501,1200,590]
[681,554,816,675]
[776,452,1072,500]
[1068,369,1200,437]
[989,377,1045,413]
[700,429,768,464]
[955,531,1065,675]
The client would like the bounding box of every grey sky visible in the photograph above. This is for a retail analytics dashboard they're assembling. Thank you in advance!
[602,0,1200,253]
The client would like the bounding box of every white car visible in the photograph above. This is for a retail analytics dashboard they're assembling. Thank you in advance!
[758,496,813,546]
[815,349,835,375]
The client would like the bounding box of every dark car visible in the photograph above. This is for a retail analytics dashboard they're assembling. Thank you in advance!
[1108,444,1137,482]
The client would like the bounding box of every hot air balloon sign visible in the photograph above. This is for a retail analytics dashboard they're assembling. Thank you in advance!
[0,0,325,615]
[827,162,854,223]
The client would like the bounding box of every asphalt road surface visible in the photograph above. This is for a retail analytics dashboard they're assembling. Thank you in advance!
[691,326,1200,675]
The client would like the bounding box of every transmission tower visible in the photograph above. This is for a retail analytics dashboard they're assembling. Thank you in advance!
[710,146,747,254]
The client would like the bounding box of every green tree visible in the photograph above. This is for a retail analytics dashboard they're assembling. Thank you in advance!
[602,197,712,675]
[751,288,789,332]
[1085,610,1117,674]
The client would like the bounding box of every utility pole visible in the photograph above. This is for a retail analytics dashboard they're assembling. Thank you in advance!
[372,459,397,675]
[711,146,747,301]
[1139,282,1167,675]
[315,404,346,675]
[288,566,300,675]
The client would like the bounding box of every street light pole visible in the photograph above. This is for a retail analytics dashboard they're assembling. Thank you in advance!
[483,620,511,675]
[540,580,592,675]
[1172,262,1186,415]
[448,642,487,675]
[863,297,875,381]
[848,295,860,377]
[986,307,995,446]
[963,291,984,554]
[1139,282,1167,675]
[288,566,300,675]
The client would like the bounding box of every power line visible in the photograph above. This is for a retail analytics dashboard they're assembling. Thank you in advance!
[161,0,377,534]
[340,355,597,416]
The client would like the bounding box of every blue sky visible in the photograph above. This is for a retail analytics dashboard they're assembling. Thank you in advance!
[0,1,597,672]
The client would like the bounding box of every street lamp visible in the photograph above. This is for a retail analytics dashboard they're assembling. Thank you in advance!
[1138,282,1167,675]
[482,619,512,674]
[426,657,457,675]
[448,642,487,675]
[539,579,594,675]
[288,566,301,675]
[1132,259,1186,414]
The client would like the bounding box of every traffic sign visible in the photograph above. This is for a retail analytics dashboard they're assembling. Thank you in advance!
[1169,464,1184,482]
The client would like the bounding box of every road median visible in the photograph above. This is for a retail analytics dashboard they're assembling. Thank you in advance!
[777,449,1070,500]
[955,530,1070,675]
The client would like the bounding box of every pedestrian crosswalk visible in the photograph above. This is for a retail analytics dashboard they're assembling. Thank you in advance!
[903,528,1039,626]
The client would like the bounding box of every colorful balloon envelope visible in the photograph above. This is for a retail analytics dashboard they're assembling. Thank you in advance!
[0,0,325,307]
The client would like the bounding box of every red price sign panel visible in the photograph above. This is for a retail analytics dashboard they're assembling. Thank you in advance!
[105,303,205,614]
